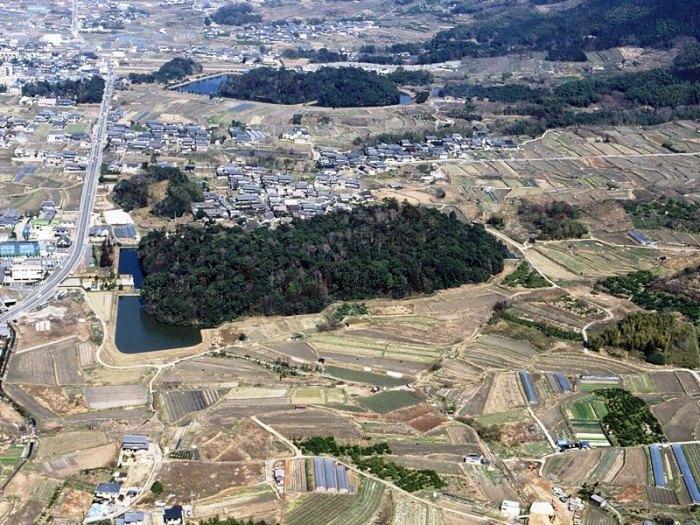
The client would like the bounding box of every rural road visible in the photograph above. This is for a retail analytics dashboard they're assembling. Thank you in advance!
[0,66,115,325]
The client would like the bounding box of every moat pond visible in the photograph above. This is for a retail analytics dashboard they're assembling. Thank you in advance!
[117,248,144,289]
[115,296,202,354]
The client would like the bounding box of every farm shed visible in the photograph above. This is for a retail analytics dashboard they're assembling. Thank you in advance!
[555,372,573,393]
[671,444,700,503]
[313,457,327,491]
[325,458,339,492]
[649,444,666,488]
[122,435,149,451]
[518,370,538,404]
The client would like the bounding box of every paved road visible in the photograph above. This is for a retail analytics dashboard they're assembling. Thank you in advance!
[0,67,115,325]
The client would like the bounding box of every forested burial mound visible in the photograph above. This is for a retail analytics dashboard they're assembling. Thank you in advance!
[218,67,401,107]
[138,201,508,327]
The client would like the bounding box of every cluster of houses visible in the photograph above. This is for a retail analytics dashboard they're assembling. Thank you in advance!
[106,115,211,154]
[231,19,376,45]
[315,131,518,176]
[0,110,89,156]
[85,435,178,524]
[191,162,372,225]
[0,201,71,286]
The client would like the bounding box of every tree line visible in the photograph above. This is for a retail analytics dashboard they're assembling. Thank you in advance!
[138,201,508,327]
[359,0,698,64]
[21,75,105,103]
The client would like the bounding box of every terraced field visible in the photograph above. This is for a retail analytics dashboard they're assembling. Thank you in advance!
[358,390,422,414]
[309,333,444,364]
[461,335,538,372]
[285,479,384,525]
[160,389,228,422]
[563,395,610,446]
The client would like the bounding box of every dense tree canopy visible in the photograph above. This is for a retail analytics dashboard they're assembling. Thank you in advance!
[21,75,105,103]
[210,3,262,26]
[128,57,203,84]
[138,201,508,327]
[623,197,700,233]
[367,0,699,64]
[218,67,401,107]
[518,201,588,240]
[597,388,665,446]
[590,311,699,367]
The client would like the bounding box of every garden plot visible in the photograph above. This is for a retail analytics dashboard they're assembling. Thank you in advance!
[84,384,148,410]
[357,390,422,414]
[482,372,526,414]
[291,387,346,405]
[206,397,295,426]
[160,388,227,422]
[543,449,602,486]
[155,356,277,386]
[159,460,264,500]
[193,484,280,523]
[652,398,700,442]
[259,409,362,440]
[391,493,443,525]
[649,371,686,394]
[563,395,610,446]
[6,339,83,386]
[612,447,649,486]
[533,242,659,282]
[588,448,625,483]
[386,403,447,433]
[510,301,592,332]
[266,340,318,363]
[361,421,417,438]
[284,479,384,525]
[37,443,117,477]
[681,444,700,488]
[461,335,539,372]
[458,375,494,416]
[623,374,656,394]
[0,443,26,487]
[532,350,644,375]
[323,365,407,387]
[309,332,444,365]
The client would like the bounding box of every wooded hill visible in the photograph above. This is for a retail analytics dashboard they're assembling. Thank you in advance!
[138,201,508,327]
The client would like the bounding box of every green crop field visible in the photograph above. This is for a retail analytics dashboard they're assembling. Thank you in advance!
[0,443,25,485]
[565,396,611,446]
[285,479,384,525]
[624,374,656,394]
[357,390,422,414]
[323,366,406,387]
[682,444,700,487]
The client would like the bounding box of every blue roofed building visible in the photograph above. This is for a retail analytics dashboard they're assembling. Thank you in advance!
[0,241,40,259]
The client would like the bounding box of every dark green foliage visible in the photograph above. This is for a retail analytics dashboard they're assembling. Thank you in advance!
[623,197,700,233]
[597,388,665,446]
[386,68,433,86]
[99,238,114,268]
[518,201,588,240]
[598,270,700,323]
[545,47,588,62]
[138,201,507,327]
[110,165,202,217]
[353,455,446,492]
[590,311,699,367]
[441,83,547,103]
[503,262,549,289]
[384,0,700,64]
[295,436,390,456]
[295,436,443,492]
[152,174,203,218]
[112,176,149,211]
[498,311,582,341]
[415,91,430,104]
[21,75,104,103]
[128,57,203,84]
[327,302,368,325]
[0,84,7,93]
[486,214,505,230]
[210,3,262,25]
[281,47,348,63]
[457,417,502,442]
[150,480,163,495]
[219,67,400,107]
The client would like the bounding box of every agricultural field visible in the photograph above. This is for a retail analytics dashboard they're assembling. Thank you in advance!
[0,443,26,487]
[357,390,422,414]
[158,388,227,422]
[562,395,610,446]
[323,365,407,387]
[284,479,385,525]
[159,461,264,500]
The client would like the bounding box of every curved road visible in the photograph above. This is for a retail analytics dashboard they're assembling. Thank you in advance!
[0,66,115,325]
